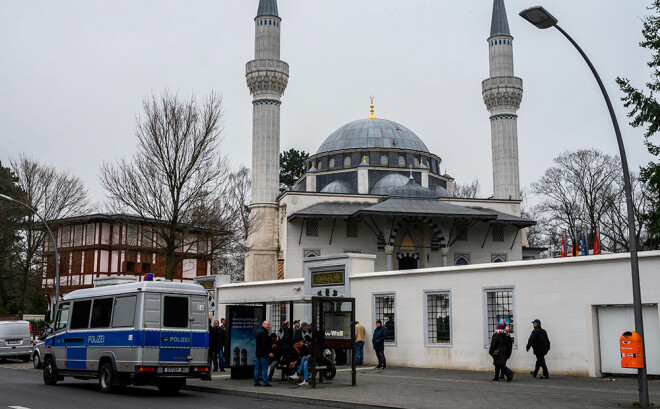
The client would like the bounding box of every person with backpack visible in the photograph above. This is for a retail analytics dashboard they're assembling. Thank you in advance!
[526,319,551,379]
[489,322,513,382]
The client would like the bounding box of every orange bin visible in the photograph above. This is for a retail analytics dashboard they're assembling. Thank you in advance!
[620,331,644,369]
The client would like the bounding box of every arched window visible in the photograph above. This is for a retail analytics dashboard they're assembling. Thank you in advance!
[491,255,507,263]
[398,155,406,167]
[454,254,470,266]
[343,156,352,168]
[380,154,389,166]
[329,157,335,169]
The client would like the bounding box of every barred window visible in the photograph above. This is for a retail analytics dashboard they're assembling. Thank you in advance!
[398,155,406,167]
[85,223,95,245]
[380,155,389,166]
[329,158,335,169]
[492,224,504,242]
[454,219,469,241]
[485,288,515,344]
[346,218,358,238]
[270,303,288,330]
[426,292,451,344]
[306,219,318,237]
[343,156,352,168]
[374,294,396,343]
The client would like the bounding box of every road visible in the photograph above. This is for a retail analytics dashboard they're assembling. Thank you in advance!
[0,361,315,409]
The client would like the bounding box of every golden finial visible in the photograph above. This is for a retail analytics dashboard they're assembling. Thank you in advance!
[368,96,377,119]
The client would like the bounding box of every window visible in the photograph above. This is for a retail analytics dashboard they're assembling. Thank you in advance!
[425,291,451,345]
[70,300,92,329]
[85,223,95,245]
[398,155,406,167]
[492,255,507,263]
[306,219,318,237]
[484,288,515,345]
[380,155,388,166]
[112,296,137,328]
[163,296,188,328]
[492,224,504,242]
[346,218,358,238]
[343,156,351,168]
[197,237,208,254]
[304,249,321,258]
[90,298,113,328]
[373,294,396,344]
[141,227,152,247]
[55,303,70,331]
[61,226,71,247]
[329,157,335,169]
[414,157,420,167]
[454,219,469,241]
[270,303,288,329]
[454,254,470,266]
[126,225,138,246]
[74,225,83,246]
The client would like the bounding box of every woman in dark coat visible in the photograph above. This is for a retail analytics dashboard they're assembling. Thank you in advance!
[489,322,514,381]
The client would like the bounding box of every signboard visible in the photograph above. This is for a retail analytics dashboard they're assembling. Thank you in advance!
[226,305,265,379]
[324,311,351,340]
[311,270,345,287]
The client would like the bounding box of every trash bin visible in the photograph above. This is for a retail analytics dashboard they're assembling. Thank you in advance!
[620,331,644,369]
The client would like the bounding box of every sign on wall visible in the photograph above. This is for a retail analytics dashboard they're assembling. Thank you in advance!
[311,270,345,288]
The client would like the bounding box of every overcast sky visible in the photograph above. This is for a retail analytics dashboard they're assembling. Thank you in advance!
[0,0,655,205]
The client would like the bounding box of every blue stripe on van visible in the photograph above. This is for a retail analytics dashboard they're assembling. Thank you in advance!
[192,332,208,349]
[66,348,87,369]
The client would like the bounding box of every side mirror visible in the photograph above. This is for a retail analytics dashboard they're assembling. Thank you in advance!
[45,310,51,323]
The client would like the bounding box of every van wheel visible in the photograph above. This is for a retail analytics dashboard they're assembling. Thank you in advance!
[98,363,116,393]
[33,353,42,369]
[43,358,58,385]
[157,379,186,394]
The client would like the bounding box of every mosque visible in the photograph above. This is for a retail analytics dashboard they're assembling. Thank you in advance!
[243,0,533,282]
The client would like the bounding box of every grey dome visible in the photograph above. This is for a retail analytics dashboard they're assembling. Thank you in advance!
[435,186,451,198]
[317,118,429,154]
[391,178,437,199]
[321,180,355,194]
[370,173,409,196]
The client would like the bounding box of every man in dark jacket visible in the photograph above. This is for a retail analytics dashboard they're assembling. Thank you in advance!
[372,320,387,369]
[254,321,273,387]
[267,333,283,382]
[279,320,292,351]
[218,318,226,372]
[209,320,222,371]
[526,319,551,379]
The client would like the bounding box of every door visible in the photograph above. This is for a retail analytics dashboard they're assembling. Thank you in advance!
[50,303,70,369]
[598,305,660,375]
[66,300,91,370]
[190,295,209,365]
[159,295,192,368]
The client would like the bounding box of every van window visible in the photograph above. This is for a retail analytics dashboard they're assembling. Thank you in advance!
[55,303,70,331]
[163,296,188,328]
[70,300,92,329]
[90,298,113,328]
[112,296,137,328]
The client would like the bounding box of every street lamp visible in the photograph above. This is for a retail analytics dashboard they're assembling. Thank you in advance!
[0,194,61,316]
[519,6,649,407]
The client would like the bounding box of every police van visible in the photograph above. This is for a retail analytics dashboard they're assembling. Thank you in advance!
[42,281,210,393]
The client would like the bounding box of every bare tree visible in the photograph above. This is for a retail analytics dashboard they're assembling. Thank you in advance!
[453,179,480,198]
[600,173,650,252]
[9,154,90,316]
[101,91,233,280]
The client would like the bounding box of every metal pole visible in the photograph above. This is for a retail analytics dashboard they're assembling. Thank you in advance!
[554,25,648,407]
[0,194,60,314]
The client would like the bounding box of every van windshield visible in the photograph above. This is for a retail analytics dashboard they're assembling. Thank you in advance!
[163,296,188,328]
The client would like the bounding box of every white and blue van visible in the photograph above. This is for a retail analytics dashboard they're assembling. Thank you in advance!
[42,281,210,393]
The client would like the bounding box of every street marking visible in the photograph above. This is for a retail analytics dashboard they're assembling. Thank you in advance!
[9,406,32,409]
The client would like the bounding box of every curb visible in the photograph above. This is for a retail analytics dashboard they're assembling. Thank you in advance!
[183,384,403,409]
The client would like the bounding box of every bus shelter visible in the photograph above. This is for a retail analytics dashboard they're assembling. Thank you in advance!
[220,295,356,388]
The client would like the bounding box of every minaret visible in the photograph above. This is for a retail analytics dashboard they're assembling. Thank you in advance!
[482,0,523,200]
[245,0,289,281]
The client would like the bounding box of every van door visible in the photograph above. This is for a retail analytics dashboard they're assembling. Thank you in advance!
[190,295,208,365]
[159,295,192,371]
[66,300,92,370]
[49,303,70,369]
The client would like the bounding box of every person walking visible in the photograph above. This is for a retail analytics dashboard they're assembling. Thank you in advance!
[489,322,513,382]
[354,321,366,365]
[526,319,550,379]
[209,320,222,372]
[218,318,226,372]
[372,320,387,369]
[254,321,273,387]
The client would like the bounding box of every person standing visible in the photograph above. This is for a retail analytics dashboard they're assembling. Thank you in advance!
[354,321,366,366]
[526,319,550,379]
[293,320,302,343]
[372,320,387,369]
[218,318,226,372]
[489,322,513,382]
[279,320,292,352]
[254,321,273,387]
[209,320,222,372]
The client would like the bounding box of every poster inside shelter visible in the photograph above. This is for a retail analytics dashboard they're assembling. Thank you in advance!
[228,306,264,367]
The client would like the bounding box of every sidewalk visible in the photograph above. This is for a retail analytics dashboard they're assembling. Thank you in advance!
[186,366,660,409]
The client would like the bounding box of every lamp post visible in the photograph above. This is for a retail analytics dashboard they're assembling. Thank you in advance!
[0,194,61,315]
[519,7,648,407]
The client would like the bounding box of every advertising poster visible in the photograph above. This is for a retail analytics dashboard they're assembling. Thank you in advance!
[324,311,351,340]
[227,305,265,379]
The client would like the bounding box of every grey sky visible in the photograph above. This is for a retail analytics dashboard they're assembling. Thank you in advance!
[0,0,654,204]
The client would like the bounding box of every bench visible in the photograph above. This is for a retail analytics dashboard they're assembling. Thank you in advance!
[277,363,328,383]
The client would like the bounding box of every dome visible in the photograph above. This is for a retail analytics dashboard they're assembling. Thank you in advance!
[370,173,410,196]
[434,186,451,198]
[321,180,355,194]
[317,118,429,154]
[391,178,437,199]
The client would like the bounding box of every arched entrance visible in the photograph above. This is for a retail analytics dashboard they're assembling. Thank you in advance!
[396,230,420,270]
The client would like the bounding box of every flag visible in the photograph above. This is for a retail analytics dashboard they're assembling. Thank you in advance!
[580,231,589,256]
[560,234,566,257]
[593,229,601,255]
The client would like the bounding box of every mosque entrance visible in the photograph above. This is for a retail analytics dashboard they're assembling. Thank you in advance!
[398,256,418,270]
[396,230,420,270]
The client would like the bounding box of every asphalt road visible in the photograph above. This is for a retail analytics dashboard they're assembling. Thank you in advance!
[0,362,315,409]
